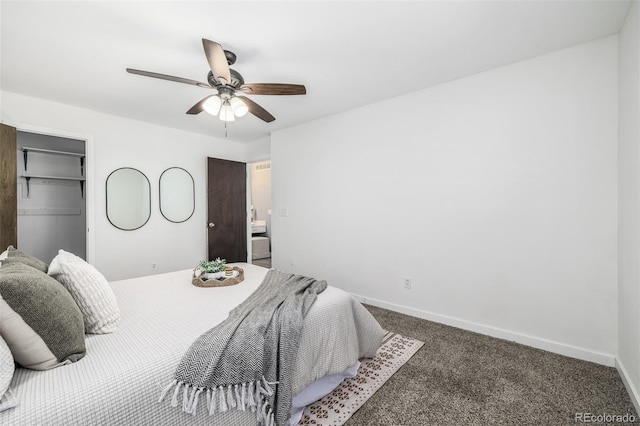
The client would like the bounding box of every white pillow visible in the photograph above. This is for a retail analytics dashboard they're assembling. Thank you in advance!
[0,334,17,412]
[48,249,120,334]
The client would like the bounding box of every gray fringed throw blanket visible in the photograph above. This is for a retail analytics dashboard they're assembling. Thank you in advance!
[159,269,327,426]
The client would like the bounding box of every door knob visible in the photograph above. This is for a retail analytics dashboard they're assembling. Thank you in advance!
[208,223,215,228]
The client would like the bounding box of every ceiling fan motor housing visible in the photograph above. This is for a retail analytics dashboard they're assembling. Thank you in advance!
[224,50,237,65]
[208,68,244,88]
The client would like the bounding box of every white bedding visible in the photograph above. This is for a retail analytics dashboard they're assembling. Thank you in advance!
[1,263,383,425]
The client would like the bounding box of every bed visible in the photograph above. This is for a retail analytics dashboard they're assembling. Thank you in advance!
[1,262,384,425]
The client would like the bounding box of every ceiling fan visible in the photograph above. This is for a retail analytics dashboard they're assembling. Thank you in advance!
[126,38,306,124]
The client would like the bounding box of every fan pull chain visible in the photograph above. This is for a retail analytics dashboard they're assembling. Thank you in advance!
[225,120,228,138]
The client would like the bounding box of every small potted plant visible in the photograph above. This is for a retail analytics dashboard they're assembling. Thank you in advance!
[198,257,227,280]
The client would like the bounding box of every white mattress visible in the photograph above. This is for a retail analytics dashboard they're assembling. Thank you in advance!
[1,263,383,425]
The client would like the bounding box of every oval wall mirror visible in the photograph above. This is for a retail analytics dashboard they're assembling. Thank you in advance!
[159,167,195,223]
[106,167,151,230]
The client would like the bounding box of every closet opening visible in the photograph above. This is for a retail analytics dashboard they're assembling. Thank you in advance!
[16,130,87,263]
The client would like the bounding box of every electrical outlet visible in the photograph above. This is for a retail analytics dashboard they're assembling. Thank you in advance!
[404,277,412,290]
[151,263,157,271]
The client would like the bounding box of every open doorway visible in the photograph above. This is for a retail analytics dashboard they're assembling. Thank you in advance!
[250,160,271,268]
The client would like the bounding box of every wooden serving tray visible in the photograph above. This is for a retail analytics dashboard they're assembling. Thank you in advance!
[192,266,244,288]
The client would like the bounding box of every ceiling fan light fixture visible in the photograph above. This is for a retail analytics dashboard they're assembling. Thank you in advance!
[203,95,222,116]
[219,101,235,122]
[230,97,249,117]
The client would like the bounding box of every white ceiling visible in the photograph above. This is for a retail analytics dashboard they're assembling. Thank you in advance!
[0,1,632,143]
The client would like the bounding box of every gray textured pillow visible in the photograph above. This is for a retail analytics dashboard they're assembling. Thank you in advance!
[0,334,17,412]
[5,246,48,272]
[0,262,85,370]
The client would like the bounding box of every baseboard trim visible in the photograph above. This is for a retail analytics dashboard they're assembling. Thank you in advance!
[352,294,616,367]
[616,359,640,416]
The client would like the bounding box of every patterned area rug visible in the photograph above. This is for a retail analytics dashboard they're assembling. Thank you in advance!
[297,331,424,425]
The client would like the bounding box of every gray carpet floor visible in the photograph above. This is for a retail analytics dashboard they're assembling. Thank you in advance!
[345,304,638,426]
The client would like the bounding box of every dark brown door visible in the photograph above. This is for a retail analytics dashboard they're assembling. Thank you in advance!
[207,157,247,262]
[0,124,17,250]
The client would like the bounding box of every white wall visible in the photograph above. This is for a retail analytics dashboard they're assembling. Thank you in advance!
[618,0,640,412]
[272,36,619,364]
[246,136,270,163]
[1,91,247,281]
